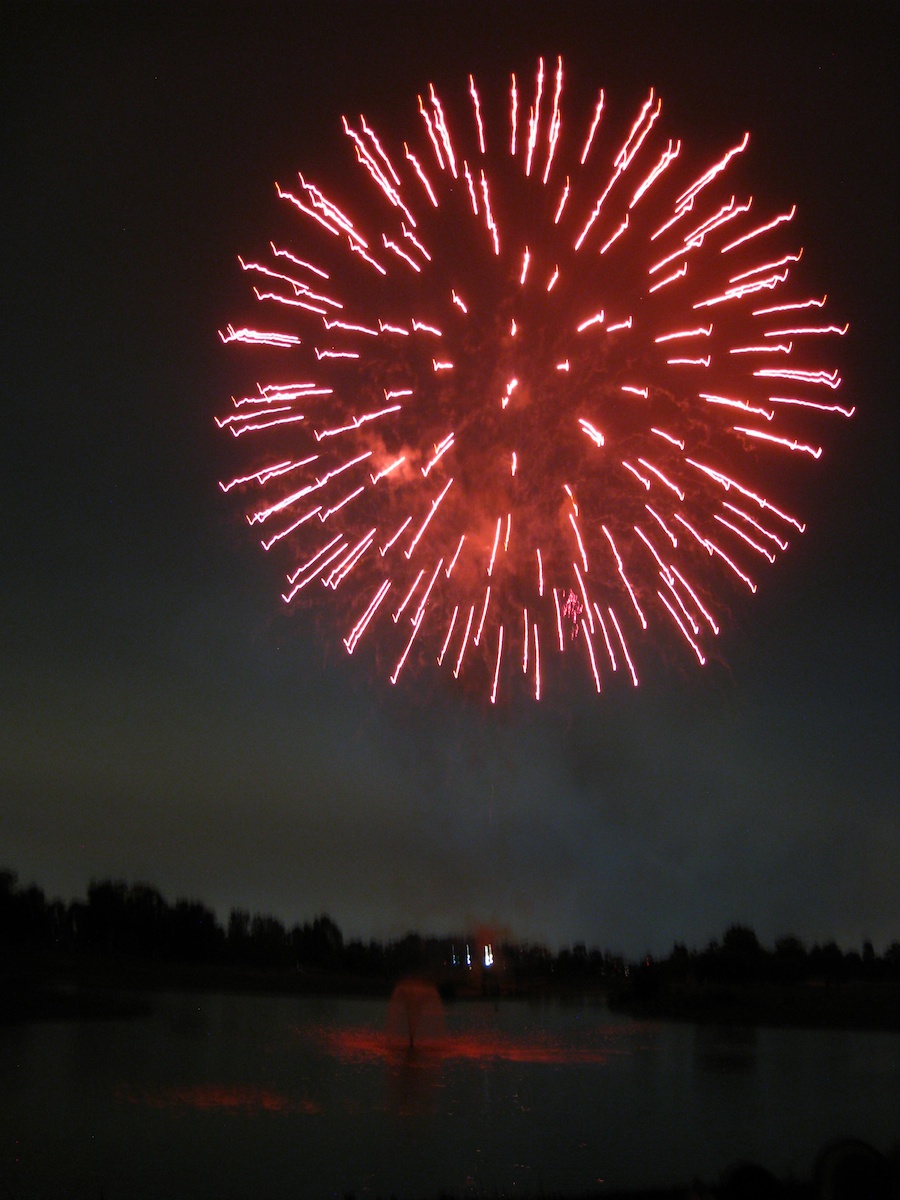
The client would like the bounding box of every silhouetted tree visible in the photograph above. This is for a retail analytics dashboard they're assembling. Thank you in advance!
[773,935,808,984]
[248,914,289,968]
[862,940,876,979]
[85,880,130,954]
[0,874,53,950]
[169,899,221,962]
[127,884,169,958]
[226,908,251,958]
[809,940,846,983]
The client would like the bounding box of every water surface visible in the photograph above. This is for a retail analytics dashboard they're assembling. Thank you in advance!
[1,991,897,1197]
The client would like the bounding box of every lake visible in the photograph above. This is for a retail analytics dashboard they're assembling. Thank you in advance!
[1,990,898,1197]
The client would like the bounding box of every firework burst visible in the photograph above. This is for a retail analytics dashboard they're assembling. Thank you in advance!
[218,57,851,702]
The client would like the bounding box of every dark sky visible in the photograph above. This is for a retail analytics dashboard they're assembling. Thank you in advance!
[2,1,896,955]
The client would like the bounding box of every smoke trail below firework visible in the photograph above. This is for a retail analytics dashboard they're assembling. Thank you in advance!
[218,57,851,703]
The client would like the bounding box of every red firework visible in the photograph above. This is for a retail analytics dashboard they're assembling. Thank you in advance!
[218,57,851,702]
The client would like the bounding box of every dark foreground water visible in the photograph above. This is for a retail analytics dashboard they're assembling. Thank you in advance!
[1,991,898,1198]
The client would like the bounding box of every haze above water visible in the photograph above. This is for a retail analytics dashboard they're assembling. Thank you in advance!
[2,992,898,1198]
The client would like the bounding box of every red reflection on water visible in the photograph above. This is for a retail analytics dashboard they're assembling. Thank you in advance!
[116,1083,319,1114]
[309,1023,612,1065]
[387,978,445,1047]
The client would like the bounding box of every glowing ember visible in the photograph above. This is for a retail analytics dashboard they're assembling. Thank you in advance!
[219,57,850,701]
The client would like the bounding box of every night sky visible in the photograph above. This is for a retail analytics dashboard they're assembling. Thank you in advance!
[2,1,896,956]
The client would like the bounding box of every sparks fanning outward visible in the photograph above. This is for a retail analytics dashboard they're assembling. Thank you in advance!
[218,58,851,703]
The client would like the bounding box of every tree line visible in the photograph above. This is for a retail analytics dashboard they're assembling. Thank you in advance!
[2,868,898,988]
[0,867,626,987]
[636,923,900,987]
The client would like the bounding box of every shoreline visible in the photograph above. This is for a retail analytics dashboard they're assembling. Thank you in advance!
[4,958,900,1031]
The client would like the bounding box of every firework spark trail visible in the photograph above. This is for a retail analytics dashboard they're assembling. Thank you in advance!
[219,58,850,702]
